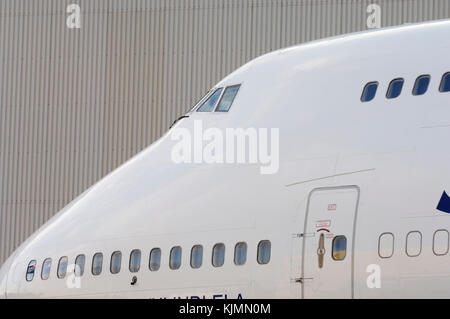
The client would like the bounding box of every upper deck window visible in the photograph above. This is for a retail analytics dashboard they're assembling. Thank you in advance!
[439,72,450,92]
[361,82,378,102]
[196,88,223,112]
[41,258,52,280]
[412,75,430,95]
[386,78,404,99]
[74,254,85,277]
[57,256,68,279]
[26,260,37,282]
[215,85,241,112]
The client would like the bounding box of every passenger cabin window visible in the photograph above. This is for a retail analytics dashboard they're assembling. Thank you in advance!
[212,243,225,267]
[196,88,223,112]
[215,85,241,112]
[386,78,404,99]
[149,248,161,271]
[110,251,122,274]
[439,72,450,92]
[378,232,394,258]
[129,249,141,273]
[169,246,182,270]
[257,240,271,264]
[406,231,422,257]
[234,242,247,265]
[57,256,68,279]
[332,236,347,260]
[74,254,85,277]
[361,82,378,102]
[92,253,103,276]
[433,230,449,256]
[190,245,203,269]
[412,75,430,95]
[41,258,52,280]
[26,260,37,282]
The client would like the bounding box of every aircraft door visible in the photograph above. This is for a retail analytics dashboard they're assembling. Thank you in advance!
[301,186,360,299]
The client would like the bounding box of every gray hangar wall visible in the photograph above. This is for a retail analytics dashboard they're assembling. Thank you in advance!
[1,0,450,264]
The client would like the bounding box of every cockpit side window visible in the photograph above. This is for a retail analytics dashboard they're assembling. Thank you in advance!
[386,78,404,99]
[412,75,430,96]
[196,88,223,112]
[361,81,378,102]
[187,91,211,113]
[215,84,241,112]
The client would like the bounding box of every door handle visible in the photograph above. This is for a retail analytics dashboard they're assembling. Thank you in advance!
[317,233,325,269]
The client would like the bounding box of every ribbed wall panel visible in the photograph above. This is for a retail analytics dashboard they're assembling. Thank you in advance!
[1,0,449,264]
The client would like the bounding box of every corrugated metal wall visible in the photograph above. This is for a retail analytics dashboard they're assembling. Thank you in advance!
[1,0,449,264]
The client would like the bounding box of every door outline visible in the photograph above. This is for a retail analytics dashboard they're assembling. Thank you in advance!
[301,185,360,299]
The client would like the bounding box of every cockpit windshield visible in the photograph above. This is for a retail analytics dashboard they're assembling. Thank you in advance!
[187,90,211,113]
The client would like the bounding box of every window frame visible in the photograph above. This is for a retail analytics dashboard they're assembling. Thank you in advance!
[257,240,271,265]
[41,258,52,280]
[26,260,37,282]
[439,72,450,93]
[386,78,405,99]
[412,74,431,96]
[360,81,379,102]
[57,256,68,279]
[129,249,142,273]
[91,252,103,276]
[190,245,203,269]
[74,254,85,277]
[234,242,247,266]
[405,230,422,257]
[331,235,347,261]
[433,229,449,256]
[169,246,182,270]
[187,90,212,114]
[378,232,395,259]
[110,251,122,274]
[214,84,241,112]
[149,248,162,272]
[212,243,226,268]
[196,87,224,112]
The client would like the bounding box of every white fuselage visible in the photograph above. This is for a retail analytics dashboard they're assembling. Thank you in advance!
[1,20,450,299]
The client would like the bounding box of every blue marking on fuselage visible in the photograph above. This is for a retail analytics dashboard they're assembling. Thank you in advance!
[437,191,450,214]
